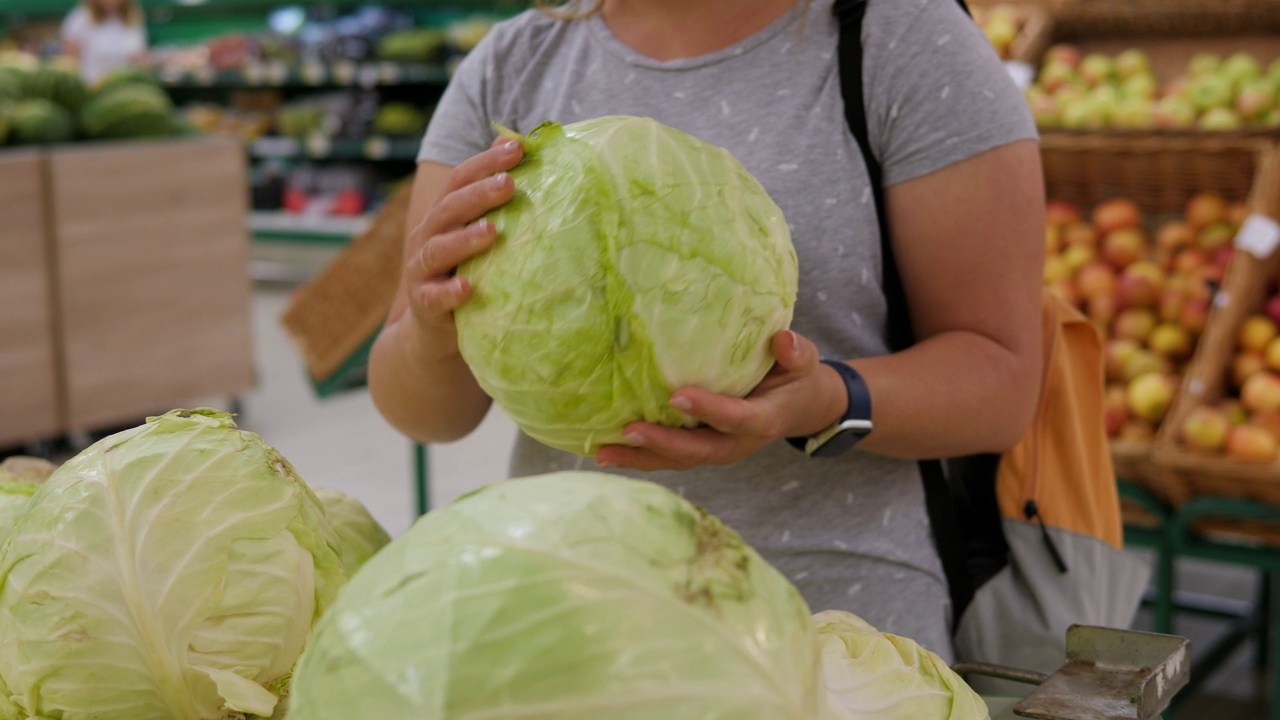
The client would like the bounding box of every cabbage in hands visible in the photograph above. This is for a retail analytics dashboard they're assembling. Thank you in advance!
[815,610,990,720]
[0,409,346,720]
[455,116,799,455]
[290,471,828,720]
[0,456,54,542]
[312,486,391,576]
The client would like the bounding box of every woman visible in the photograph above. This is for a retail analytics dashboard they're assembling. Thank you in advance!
[369,0,1045,661]
[61,0,148,85]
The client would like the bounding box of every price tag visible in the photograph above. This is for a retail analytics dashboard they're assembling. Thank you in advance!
[306,133,332,158]
[1235,212,1280,259]
[332,60,357,85]
[364,136,391,160]
[301,60,326,85]
[358,63,380,88]
[242,62,265,85]
[378,62,402,84]
[267,60,289,86]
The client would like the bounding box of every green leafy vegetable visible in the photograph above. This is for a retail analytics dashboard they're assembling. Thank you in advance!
[455,116,798,455]
[0,409,346,720]
[0,456,53,541]
[312,487,391,577]
[290,471,827,719]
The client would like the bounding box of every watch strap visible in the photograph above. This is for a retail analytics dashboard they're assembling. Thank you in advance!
[786,360,873,455]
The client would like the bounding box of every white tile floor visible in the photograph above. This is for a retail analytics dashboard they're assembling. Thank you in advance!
[234,285,518,538]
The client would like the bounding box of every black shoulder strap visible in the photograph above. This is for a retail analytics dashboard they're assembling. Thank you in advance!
[833,0,976,630]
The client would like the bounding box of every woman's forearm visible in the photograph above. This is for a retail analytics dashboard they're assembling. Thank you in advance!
[368,317,492,444]
[848,328,1041,460]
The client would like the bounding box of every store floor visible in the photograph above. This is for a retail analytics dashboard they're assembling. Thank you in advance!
[243,281,1268,717]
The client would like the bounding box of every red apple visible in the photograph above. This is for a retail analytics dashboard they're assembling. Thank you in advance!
[1101,228,1148,269]
[1189,263,1225,287]
[1181,405,1231,451]
[1199,221,1237,251]
[1156,222,1194,255]
[1233,351,1267,388]
[1157,286,1188,323]
[1242,371,1280,413]
[1105,339,1141,381]
[1209,246,1235,270]
[1127,372,1176,423]
[1226,424,1278,463]
[1076,261,1118,300]
[1046,200,1082,227]
[1179,296,1211,334]
[1250,411,1280,443]
[1045,44,1083,69]
[1186,192,1227,231]
[1116,261,1165,308]
[1239,315,1278,352]
[1265,295,1280,326]
[1148,322,1193,359]
[1087,294,1118,327]
[1063,221,1100,250]
[1048,279,1080,307]
[1114,307,1158,342]
[1104,385,1128,437]
[1173,248,1209,276]
[1093,198,1143,235]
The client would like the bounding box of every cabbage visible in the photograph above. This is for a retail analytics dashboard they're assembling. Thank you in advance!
[313,486,391,576]
[0,409,346,720]
[0,456,55,535]
[290,471,828,719]
[815,610,990,720]
[455,116,798,455]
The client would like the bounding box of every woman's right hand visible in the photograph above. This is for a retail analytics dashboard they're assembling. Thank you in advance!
[404,136,524,358]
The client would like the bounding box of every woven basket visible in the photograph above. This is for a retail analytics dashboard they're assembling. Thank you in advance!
[1154,146,1280,505]
[281,182,413,385]
[1052,0,1280,39]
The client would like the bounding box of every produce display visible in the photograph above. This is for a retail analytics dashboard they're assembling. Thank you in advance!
[1177,282,1280,463]
[290,471,988,720]
[1043,193,1245,439]
[0,410,388,720]
[456,117,799,456]
[0,457,53,538]
[972,6,1034,61]
[1027,46,1280,130]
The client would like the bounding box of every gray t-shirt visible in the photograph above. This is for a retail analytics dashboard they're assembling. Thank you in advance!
[418,0,1037,660]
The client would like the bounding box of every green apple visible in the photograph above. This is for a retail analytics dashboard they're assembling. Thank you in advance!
[1222,52,1263,90]
[1040,61,1078,94]
[1155,96,1198,129]
[1262,108,1280,128]
[1080,53,1116,87]
[1189,52,1222,77]
[1122,73,1157,100]
[1199,106,1243,131]
[1029,94,1060,128]
[1113,97,1155,128]
[1115,49,1152,80]
[1190,74,1235,111]
[1236,80,1277,122]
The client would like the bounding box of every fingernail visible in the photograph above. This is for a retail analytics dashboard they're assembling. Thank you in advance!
[471,219,492,235]
[489,173,508,190]
[788,330,798,352]
[503,139,522,153]
[452,278,467,296]
[670,396,693,412]
[596,459,617,468]
[623,432,645,447]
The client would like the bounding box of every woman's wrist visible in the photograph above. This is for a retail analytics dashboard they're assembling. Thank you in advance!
[788,360,852,439]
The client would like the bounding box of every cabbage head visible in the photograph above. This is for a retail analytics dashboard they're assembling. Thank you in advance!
[290,471,828,720]
[0,456,53,541]
[814,610,989,720]
[455,116,799,455]
[0,409,347,720]
[313,486,391,576]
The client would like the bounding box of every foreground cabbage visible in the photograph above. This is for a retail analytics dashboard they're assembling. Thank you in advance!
[0,409,346,720]
[455,116,799,455]
[290,471,827,719]
[815,610,989,720]
[313,486,392,576]
[0,456,54,539]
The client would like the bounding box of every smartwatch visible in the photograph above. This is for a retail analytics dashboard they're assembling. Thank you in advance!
[786,359,873,457]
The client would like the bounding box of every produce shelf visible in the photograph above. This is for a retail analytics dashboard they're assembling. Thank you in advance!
[249,211,371,243]
[249,135,421,163]
[158,60,450,89]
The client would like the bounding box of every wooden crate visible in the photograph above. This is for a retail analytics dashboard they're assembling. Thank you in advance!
[1052,0,1280,39]
[0,150,62,446]
[47,138,255,430]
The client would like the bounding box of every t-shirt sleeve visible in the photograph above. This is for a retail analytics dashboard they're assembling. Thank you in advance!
[863,0,1038,187]
[417,33,499,166]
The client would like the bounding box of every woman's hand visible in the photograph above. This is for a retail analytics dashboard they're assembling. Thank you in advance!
[402,137,523,359]
[595,330,848,471]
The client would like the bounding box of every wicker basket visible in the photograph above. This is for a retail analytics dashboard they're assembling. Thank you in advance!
[1052,0,1280,39]
[1153,146,1280,505]
[281,182,413,385]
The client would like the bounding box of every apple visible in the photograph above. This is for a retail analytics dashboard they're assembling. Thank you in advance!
[1234,351,1267,388]
[1113,98,1155,128]
[1116,49,1152,80]
[1226,424,1278,463]
[1225,399,1250,426]
[1076,261,1118,299]
[1116,261,1165,308]
[1046,200,1082,227]
[1105,339,1141,381]
[1054,83,1088,107]
[1045,224,1062,255]
[1093,199,1143,235]
[1104,403,1127,437]
[1189,75,1235,112]
[1045,44,1083,69]
[1120,419,1157,442]
[1264,109,1280,129]
[1238,315,1278,352]
[1199,106,1243,131]
[1063,221,1100,249]
[1189,52,1222,78]
[1121,74,1157,101]
[1186,192,1227,231]
[1241,371,1280,413]
[1179,296,1211,334]
[1173,247,1209,275]
[1029,94,1060,128]
[1227,201,1251,228]
[1266,336,1280,372]
[1164,75,1191,100]
[1156,222,1194,254]
[1087,294,1118,327]
[1127,372,1176,423]
[1222,52,1263,90]
[1114,307,1158,342]
[1154,97,1198,129]
[1189,263,1226,287]
[1237,80,1276,122]
[1157,286,1188,322]
[1048,279,1080,307]
[1250,411,1280,443]
[1062,244,1096,272]
[983,13,1019,55]
[1199,221,1237,250]
[1123,349,1171,382]
[1080,53,1116,87]
[1041,62,1079,94]
[1149,322,1193,359]
[1101,228,1147,269]
[1209,246,1235,271]
[1266,294,1280,325]
[1181,405,1231,451]
[1044,255,1072,284]
[1061,98,1110,129]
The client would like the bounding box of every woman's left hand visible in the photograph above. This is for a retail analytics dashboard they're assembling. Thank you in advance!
[595,330,847,471]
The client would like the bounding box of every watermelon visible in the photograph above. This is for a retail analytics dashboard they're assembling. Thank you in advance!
[95,66,158,95]
[28,63,88,114]
[0,71,21,103]
[10,100,75,144]
[80,83,178,139]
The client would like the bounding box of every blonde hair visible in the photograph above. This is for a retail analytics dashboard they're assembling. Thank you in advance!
[85,0,142,26]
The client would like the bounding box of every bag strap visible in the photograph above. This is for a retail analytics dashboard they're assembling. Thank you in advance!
[832,0,976,628]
